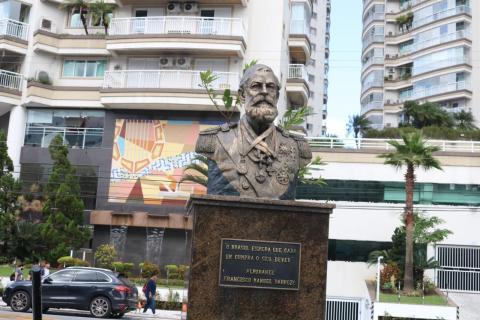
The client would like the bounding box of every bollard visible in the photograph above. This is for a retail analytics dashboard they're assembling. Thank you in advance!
[31,265,42,320]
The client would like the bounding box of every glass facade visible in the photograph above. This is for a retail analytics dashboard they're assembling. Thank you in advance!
[24,109,105,149]
[413,46,469,75]
[63,60,107,78]
[297,180,480,207]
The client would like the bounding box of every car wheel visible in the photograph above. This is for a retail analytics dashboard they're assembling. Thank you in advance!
[89,296,111,318]
[10,290,31,312]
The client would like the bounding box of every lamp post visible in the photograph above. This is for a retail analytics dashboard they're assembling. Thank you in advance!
[376,256,383,302]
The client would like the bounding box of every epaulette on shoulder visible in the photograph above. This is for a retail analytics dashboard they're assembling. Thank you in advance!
[276,126,291,138]
[196,126,220,154]
[291,133,312,160]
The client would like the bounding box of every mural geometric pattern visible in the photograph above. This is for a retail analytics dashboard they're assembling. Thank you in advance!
[109,119,213,206]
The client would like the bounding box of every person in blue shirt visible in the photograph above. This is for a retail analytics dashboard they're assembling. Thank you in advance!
[143,274,158,314]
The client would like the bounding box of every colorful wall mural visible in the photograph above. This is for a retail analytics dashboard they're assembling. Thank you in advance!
[109,119,212,206]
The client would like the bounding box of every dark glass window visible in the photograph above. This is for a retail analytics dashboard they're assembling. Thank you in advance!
[96,272,111,282]
[328,240,392,262]
[74,270,97,282]
[49,270,76,282]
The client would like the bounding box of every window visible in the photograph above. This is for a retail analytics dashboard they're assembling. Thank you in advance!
[74,270,98,282]
[49,270,76,282]
[63,60,106,78]
[96,272,111,282]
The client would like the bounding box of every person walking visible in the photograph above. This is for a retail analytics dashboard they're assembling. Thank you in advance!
[42,262,51,278]
[143,274,158,314]
[15,264,24,281]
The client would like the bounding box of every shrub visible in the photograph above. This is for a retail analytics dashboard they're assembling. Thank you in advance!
[94,244,117,270]
[423,279,436,295]
[111,262,134,276]
[381,262,400,288]
[73,258,89,267]
[165,264,179,279]
[57,256,75,267]
[178,265,190,280]
[141,261,160,278]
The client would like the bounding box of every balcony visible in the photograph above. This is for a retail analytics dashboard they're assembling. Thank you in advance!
[0,19,29,55]
[286,64,309,106]
[289,20,311,64]
[412,30,471,53]
[411,81,471,101]
[362,56,384,73]
[24,126,103,149]
[100,69,240,110]
[413,6,471,29]
[413,56,470,77]
[363,12,384,29]
[361,80,383,95]
[117,0,247,5]
[107,16,246,57]
[362,34,384,51]
[26,82,102,108]
[33,30,108,56]
[361,100,383,114]
[0,70,22,109]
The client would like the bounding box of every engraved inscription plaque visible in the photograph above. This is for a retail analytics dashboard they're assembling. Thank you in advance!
[219,239,301,290]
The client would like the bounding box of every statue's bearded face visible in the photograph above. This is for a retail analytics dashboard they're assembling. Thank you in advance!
[243,70,279,125]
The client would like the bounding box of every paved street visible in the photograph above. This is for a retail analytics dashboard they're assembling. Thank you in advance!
[0,306,181,320]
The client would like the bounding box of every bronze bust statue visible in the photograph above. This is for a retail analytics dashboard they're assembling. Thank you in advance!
[195,64,312,199]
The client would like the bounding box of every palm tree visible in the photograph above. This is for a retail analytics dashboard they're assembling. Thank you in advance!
[179,155,208,188]
[454,110,477,131]
[90,0,116,35]
[378,131,441,292]
[60,0,90,35]
[347,114,371,139]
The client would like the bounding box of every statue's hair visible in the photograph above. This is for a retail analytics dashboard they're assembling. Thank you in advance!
[238,64,281,97]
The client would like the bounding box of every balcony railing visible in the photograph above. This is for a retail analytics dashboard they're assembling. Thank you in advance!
[413,6,471,29]
[0,18,29,41]
[288,64,308,82]
[109,16,246,39]
[363,12,384,27]
[361,80,383,94]
[0,70,22,91]
[413,30,471,53]
[400,0,426,11]
[361,100,383,114]
[362,56,384,72]
[413,56,470,76]
[103,70,240,91]
[24,126,104,149]
[290,19,310,35]
[307,137,480,152]
[411,81,470,100]
[362,34,384,50]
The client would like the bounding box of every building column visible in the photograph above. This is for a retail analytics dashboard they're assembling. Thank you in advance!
[7,105,26,177]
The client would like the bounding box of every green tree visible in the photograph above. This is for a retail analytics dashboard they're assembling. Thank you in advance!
[379,131,442,292]
[347,114,371,138]
[60,0,90,35]
[40,135,91,263]
[0,130,22,262]
[90,0,116,35]
[94,244,117,269]
[369,213,451,285]
[403,101,454,129]
[454,110,477,131]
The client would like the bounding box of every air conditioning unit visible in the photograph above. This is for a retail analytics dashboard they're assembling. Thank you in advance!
[167,2,182,15]
[183,2,199,14]
[159,57,174,68]
[40,18,55,32]
[388,31,393,36]
[175,57,192,68]
[385,54,390,59]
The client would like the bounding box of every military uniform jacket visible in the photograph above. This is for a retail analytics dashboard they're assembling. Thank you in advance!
[195,117,312,200]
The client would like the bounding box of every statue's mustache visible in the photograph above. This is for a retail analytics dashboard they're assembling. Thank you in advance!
[251,95,275,107]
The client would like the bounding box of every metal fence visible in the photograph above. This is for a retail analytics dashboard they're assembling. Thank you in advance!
[306,137,480,153]
[24,126,104,149]
[325,297,364,320]
[435,245,480,293]
[0,18,29,41]
[0,69,23,91]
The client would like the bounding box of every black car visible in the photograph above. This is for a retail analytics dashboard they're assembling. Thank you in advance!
[2,267,138,318]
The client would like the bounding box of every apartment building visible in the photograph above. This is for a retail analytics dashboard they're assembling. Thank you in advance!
[361,0,479,129]
[301,136,480,319]
[0,0,330,265]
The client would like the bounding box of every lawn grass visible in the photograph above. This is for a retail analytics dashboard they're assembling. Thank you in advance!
[380,292,447,305]
[0,265,20,278]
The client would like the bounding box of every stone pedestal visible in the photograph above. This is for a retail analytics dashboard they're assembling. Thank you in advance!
[186,194,334,320]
